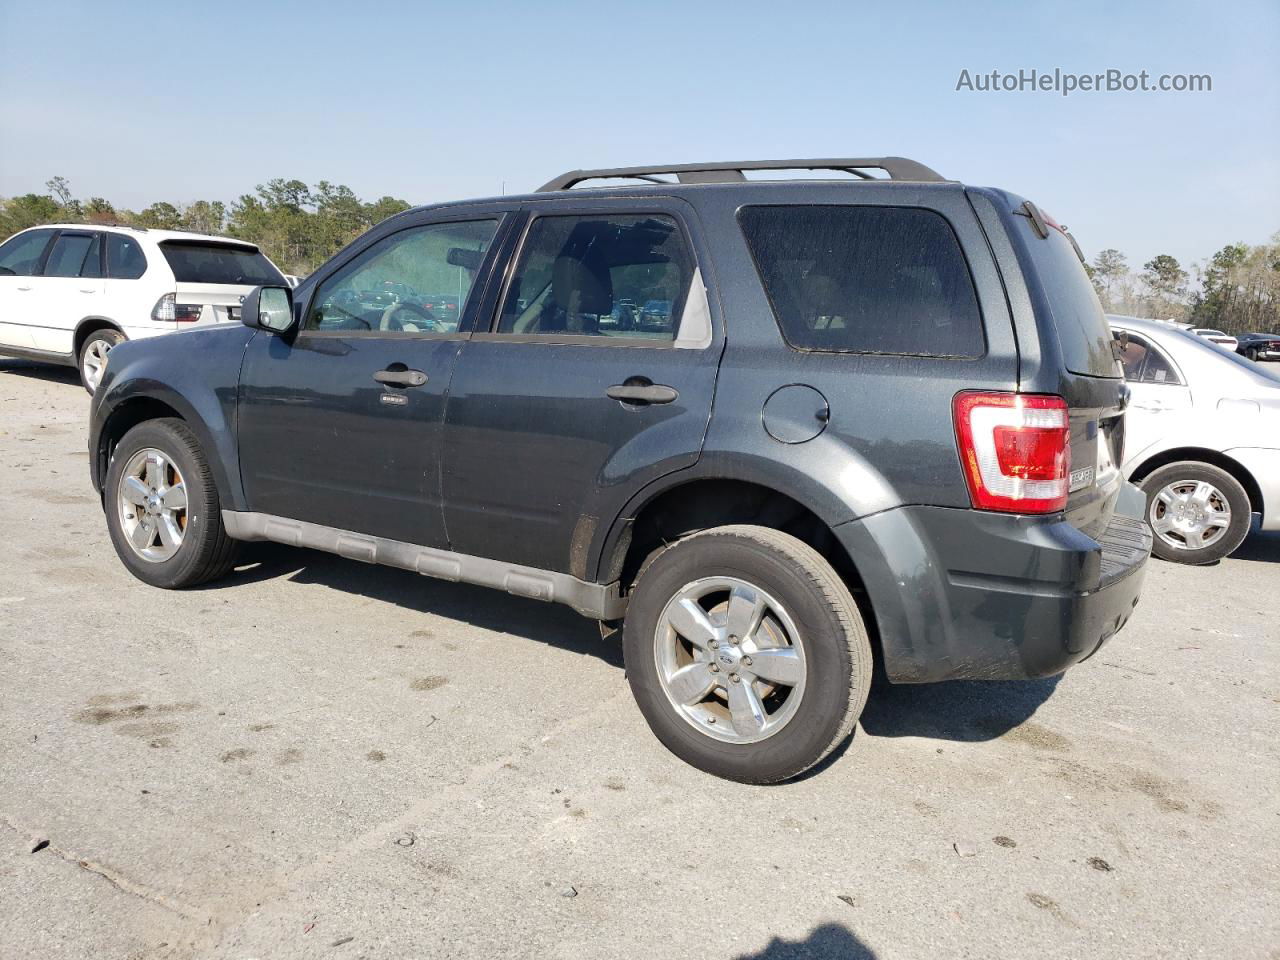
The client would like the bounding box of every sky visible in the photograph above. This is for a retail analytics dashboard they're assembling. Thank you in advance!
[1,0,1277,273]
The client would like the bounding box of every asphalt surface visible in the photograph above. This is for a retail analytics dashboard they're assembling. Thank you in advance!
[1,357,1277,960]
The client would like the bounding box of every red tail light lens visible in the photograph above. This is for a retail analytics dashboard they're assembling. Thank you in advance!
[953,392,1070,514]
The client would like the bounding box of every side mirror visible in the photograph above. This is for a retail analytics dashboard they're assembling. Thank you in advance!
[242,285,295,334]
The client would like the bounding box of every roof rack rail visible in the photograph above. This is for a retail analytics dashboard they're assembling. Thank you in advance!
[537,157,946,192]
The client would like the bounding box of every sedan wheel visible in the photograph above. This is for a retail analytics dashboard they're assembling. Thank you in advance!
[1140,461,1251,564]
[1149,480,1231,553]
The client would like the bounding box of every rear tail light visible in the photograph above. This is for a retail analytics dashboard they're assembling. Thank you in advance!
[151,293,203,323]
[953,392,1071,514]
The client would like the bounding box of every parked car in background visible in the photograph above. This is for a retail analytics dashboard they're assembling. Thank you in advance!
[0,224,286,393]
[1191,327,1239,351]
[1235,331,1280,362]
[1109,314,1280,563]
[601,297,638,330]
[90,158,1151,783]
[637,298,673,332]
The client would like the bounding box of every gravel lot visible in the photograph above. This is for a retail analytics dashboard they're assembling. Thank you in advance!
[1,357,1277,960]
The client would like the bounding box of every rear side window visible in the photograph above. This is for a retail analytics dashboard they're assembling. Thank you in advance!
[159,241,284,286]
[738,205,984,357]
[1117,333,1181,385]
[106,234,148,279]
[44,233,101,278]
[1016,223,1118,378]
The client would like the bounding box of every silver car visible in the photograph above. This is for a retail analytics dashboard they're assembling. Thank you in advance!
[1108,315,1280,563]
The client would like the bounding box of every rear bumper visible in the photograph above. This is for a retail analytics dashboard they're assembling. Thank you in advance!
[836,483,1152,683]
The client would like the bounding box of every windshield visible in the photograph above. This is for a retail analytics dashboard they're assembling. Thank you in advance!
[160,241,284,286]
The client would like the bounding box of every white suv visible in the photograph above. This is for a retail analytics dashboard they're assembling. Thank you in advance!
[0,224,287,392]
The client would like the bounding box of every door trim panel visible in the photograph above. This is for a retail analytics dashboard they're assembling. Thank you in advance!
[221,510,627,619]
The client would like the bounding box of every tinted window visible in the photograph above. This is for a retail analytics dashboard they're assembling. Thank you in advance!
[497,214,693,342]
[738,206,984,357]
[1016,222,1119,378]
[307,219,497,334]
[0,229,55,276]
[159,241,284,286]
[106,233,148,279]
[44,233,100,278]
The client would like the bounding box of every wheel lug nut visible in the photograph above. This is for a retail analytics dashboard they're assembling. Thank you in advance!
[730,673,741,684]
[709,663,719,673]
[742,656,752,666]
[709,640,719,649]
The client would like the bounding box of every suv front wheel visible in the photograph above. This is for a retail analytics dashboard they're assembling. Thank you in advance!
[623,525,873,784]
[104,418,240,588]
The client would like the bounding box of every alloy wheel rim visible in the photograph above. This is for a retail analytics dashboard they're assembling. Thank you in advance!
[83,339,113,391]
[1149,480,1231,552]
[654,576,807,744]
[117,447,188,562]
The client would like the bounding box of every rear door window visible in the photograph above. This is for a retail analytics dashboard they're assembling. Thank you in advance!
[44,232,101,277]
[496,214,695,343]
[737,205,984,357]
[1015,222,1119,378]
[159,241,284,286]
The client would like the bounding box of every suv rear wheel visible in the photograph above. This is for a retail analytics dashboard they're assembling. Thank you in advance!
[1139,461,1251,564]
[104,418,240,588]
[623,525,872,784]
[79,328,125,394]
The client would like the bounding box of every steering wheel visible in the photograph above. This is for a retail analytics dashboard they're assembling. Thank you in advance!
[379,302,438,333]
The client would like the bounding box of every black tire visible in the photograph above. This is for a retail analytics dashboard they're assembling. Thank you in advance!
[622,524,873,784]
[1139,461,1252,565]
[78,328,125,394]
[104,418,240,588]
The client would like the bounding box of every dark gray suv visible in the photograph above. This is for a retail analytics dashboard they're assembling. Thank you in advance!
[88,158,1151,783]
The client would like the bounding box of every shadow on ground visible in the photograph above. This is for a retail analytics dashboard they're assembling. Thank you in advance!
[735,924,876,959]
[1231,526,1280,564]
[214,542,620,667]
[860,672,1061,743]
[219,544,1066,743]
[0,358,80,386]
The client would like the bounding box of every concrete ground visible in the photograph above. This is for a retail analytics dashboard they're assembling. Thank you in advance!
[1,357,1277,960]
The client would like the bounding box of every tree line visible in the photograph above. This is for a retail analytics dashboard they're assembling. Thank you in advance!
[2,176,1276,332]
[1086,236,1279,333]
[0,176,411,276]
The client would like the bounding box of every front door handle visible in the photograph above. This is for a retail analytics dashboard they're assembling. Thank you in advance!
[373,368,428,387]
[606,383,679,404]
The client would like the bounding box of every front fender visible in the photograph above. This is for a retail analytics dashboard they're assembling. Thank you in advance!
[90,326,255,509]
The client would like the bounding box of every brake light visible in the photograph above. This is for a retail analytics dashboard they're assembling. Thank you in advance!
[150,293,203,322]
[953,392,1071,514]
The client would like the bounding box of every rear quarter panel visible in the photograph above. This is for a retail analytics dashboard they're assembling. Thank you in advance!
[680,182,1020,524]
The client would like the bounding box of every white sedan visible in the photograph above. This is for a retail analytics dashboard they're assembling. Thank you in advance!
[1109,315,1280,564]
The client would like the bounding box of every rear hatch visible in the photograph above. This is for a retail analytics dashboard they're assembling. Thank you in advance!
[159,240,286,325]
[1008,205,1126,540]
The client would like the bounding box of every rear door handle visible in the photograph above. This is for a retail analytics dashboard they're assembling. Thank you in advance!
[373,368,428,387]
[606,383,679,404]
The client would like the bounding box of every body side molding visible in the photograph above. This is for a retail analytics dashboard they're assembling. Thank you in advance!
[221,511,627,620]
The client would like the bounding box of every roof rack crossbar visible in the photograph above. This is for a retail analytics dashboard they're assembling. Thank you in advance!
[537,157,946,192]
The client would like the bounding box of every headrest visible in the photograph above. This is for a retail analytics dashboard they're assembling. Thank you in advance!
[552,255,612,316]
